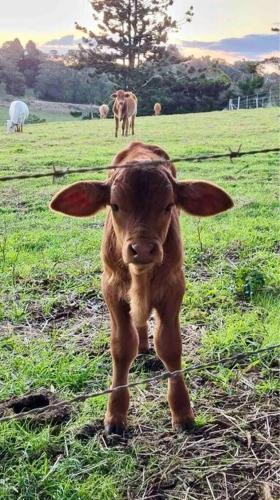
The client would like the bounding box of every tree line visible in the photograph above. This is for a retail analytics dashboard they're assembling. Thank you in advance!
[0,0,278,115]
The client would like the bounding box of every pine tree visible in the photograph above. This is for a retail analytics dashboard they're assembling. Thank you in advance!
[75,0,193,84]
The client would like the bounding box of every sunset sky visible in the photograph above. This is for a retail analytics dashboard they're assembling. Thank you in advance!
[0,0,279,61]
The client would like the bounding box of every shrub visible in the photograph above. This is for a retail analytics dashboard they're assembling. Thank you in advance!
[26,114,46,124]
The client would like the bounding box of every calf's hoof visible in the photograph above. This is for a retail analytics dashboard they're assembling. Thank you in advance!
[104,416,126,435]
[172,413,195,432]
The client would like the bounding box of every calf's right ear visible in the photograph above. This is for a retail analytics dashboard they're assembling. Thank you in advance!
[49,181,110,217]
[111,93,117,98]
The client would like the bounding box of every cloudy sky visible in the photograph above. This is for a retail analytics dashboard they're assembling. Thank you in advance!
[0,0,279,61]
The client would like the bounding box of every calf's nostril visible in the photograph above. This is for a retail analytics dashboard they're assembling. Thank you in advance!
[131,244,138,255]
[149,244,156,255]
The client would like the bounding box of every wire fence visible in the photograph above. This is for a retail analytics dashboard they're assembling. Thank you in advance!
[228,91,280,110]
[0,343,279,424]
[0,146,279,183]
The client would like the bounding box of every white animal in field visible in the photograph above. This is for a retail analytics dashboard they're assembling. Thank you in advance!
[99,104,109,119]
[7,100,29,133]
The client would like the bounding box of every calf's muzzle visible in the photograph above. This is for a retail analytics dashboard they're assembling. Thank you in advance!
[125,239,162,266]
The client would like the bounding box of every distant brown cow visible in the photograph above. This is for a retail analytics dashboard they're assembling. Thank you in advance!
[50,141,233,434]
[112,89,137,137]
[154,102,161,115]
[99,104,109,119]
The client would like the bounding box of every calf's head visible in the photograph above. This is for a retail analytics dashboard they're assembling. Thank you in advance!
[50,162,233,273]
[112,90,130,118]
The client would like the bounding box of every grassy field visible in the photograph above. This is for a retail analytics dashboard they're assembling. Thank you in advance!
[0,105,82,125]
[0,108,279,499]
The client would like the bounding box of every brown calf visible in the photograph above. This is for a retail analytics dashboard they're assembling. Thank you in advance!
[99,104,109,119]
[112,90,137,138]
[154,102,161,115]
[50,141,233,434]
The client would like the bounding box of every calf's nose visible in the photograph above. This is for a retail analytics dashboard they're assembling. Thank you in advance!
[129,242,156,264]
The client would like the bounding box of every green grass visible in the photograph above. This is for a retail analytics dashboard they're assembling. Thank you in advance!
[0,108,279,499]
[0,105,81,125]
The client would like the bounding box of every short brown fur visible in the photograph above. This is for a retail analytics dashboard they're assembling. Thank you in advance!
[112,90,137,138]
[154,102,161,115]
[99,104,109,119]
[50,141,233,434]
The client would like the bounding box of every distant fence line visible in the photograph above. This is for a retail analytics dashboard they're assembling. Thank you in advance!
[228,91,280,110]
[0,146,279,183]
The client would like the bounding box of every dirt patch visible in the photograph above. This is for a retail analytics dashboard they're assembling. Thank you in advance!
[126,378,280,500]
[181,323,205,355]
[273,241,280,255]
[132,351,164,373]
[72,370,280,499]
[187,266,212,282]
[0,389,73,425]
[75,420,135,448]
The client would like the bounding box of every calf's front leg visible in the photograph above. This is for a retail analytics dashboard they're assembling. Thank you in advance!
[115,116,119,137]
[103,295,138,434]
[154,302,195,431]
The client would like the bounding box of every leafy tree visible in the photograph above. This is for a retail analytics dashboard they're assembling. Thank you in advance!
[19,41,44,87]
[133,53,231,115]
[0,38,26,95]
[236,61,264,96]
[35,62,115,104]
[0,38,24,63]
[75,0,193,85]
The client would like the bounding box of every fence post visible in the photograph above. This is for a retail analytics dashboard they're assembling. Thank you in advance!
[237,96,240,110]
[246,96,249,109]
[268,89,272,107]
[256,94,259,109]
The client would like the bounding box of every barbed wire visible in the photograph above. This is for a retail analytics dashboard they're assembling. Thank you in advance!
[0,343,279,424]
[0,147,279,183]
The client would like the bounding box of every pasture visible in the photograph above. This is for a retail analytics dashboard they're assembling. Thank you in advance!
[0,108,279,499]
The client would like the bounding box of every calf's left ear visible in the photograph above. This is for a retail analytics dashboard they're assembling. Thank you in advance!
[175,180,233,216]
[49,181,110,217]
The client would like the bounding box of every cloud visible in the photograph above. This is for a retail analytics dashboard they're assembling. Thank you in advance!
[41,34,81,54]
[180,33,279,59]
[44,34,76,46]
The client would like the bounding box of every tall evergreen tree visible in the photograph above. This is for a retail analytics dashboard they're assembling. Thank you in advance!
[0,38,26,95]
[19,41,44,88]
[75,0,193,84]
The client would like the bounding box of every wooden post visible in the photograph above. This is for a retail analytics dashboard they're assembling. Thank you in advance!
[237,96,240,110]
[268,89,272,107]
[256,94,259,108]
[246,96,249,109]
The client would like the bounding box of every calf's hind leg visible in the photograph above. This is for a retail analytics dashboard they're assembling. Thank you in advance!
[137,325,149,354]
[131,115,135,135]
[122,118,126,136]
[103,291,138,434]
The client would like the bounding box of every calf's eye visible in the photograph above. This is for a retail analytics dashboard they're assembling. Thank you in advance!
[165,203,173,213]
[111,204,119,212]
